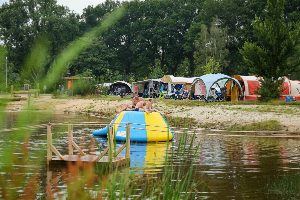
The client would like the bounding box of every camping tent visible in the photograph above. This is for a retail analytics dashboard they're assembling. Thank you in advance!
[290,80,300,100]
[109,81,132,95]
[279,76,291,100]
[279,76,300,100]
[190,73,243,101]
[161,75,195,91]
[228,75,262,100]
[228,76,298,100]
[280,77,300,100]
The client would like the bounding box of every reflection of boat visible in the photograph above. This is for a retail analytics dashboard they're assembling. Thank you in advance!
[95,137,170,172]
[93,111,173,142]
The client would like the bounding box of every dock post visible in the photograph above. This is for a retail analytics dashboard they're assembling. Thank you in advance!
[126,123,130,158]
[36,83,39,97]
[28,93,30,108]
[47,123,52,165]
[68,124,73,155]
[108,126,113,161]
[11,85,13,97]
[46,167,52,199]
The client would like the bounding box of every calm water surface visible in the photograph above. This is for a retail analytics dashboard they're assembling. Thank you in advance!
[1,112,300,199]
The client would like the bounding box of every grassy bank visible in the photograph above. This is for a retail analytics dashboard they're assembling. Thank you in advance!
[161,98,300,107]
[226,120,285,131]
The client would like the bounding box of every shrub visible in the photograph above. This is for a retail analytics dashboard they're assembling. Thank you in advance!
[255,78,284,102]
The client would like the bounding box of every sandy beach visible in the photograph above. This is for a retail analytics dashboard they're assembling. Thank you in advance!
[5,95,300,132]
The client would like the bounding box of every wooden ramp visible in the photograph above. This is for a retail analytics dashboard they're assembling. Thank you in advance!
[47,123,131,170]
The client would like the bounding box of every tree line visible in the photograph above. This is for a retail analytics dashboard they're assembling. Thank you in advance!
[0,0,300,95]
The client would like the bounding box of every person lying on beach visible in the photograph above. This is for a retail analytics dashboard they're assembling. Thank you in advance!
[134,100,147,111]
[145,99,172,115]
[116,92,144,113]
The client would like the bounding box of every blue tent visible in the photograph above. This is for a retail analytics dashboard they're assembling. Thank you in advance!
[190,73,243,100]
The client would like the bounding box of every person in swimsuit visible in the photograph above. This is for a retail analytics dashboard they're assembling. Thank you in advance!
[134,100,146,111]
[145,99,172,115]
[116,92,144,113]
[145,99,161,113]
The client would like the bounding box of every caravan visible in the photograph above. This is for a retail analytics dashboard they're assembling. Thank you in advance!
[132,79,162,98]
[161,75,195,99]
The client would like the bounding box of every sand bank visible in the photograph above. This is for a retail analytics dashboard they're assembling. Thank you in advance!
[5,95,300,132]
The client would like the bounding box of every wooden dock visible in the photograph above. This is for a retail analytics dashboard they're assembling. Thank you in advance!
[47,123,130,169]
[11,85,40,98]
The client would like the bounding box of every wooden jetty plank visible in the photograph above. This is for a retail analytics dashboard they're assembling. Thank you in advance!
[68,125,73,155]
[50,144,65,160]
[50,155,130,169]
[116,144,126,156]
[126,123,130,158]
[93,147,109,162]
[72,141,86,155]
[47,123,131,169]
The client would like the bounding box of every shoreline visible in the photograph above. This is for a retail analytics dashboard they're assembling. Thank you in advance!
[3,95,300,132]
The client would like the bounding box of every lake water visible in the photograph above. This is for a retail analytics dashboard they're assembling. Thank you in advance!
[1,112,300,199]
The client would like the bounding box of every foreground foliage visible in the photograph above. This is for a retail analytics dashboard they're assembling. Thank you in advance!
[268,174,300,199]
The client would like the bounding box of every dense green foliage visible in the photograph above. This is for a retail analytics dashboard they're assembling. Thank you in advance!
[241,0,300,100]
[268,173,300,199]
[1,0,300,92]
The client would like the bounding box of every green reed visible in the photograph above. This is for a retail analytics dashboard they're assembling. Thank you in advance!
[106,135,201,199]
[268,174,300,199]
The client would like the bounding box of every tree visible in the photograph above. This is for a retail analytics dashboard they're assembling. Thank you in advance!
[148,59,165,79]
[201,59,220,75]
[176,58,191,77]
[81,0,121,30]
[0,0,81,84]
[0,45,6,91]
[194,17,229,76]
[69,39,117,76]
[197,0,268,75]
[240,0,300,100]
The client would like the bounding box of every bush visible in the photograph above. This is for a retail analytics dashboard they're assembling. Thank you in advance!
[255,78,284,102]
[51,90,62,98]
[101,86,109,96]
[76,79,97,96]
[72,69,97,96]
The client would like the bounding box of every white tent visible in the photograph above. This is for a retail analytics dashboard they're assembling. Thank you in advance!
[289,80,300,100]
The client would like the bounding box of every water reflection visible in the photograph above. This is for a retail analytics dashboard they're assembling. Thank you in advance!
[173,133,300,199]
[1,113,300,199]
[95,137,170,174]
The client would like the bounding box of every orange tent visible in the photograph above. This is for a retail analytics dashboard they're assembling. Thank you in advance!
[227,75,261,100]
